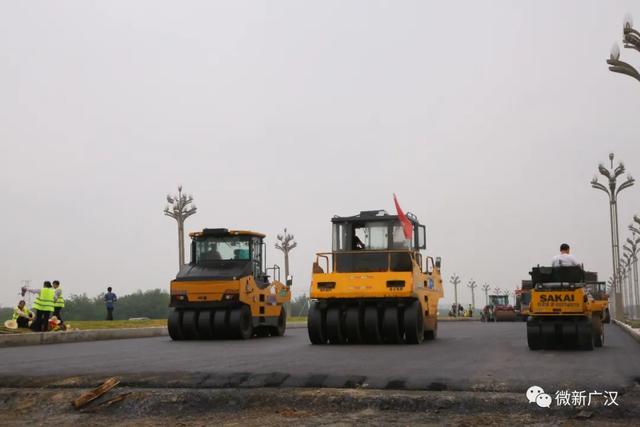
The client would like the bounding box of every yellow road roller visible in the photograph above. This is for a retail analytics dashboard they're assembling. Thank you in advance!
[527,266,603,350]
[308,210,443,344]
[168,228,292,340]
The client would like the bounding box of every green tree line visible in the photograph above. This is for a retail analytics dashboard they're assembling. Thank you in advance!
[2,290,312,322]
[1,289,170,321]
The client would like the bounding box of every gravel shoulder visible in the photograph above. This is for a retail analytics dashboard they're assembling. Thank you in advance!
[2,386,640,426]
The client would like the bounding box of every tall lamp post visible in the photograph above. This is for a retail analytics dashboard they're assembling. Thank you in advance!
[450,275,461,316]
[631,217,640,313]
[467,279,477,309]
[607,15,640,83]
[275,228,297,280]
[621,256,631,317]
[482,284,490,307]
[623,234,639,318]
[607,276,614,298]
[164,186,197,269]
[591,153,634,319]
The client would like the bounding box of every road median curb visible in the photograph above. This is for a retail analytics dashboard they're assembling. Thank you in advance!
[613,319,640,343]
[0,322,307,348]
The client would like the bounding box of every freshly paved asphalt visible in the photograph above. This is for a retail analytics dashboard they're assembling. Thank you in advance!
[3,322,639,392]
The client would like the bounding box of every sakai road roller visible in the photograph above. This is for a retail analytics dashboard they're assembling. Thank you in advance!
[308,210,444,345]
[168,228,292,340]
[527,265,605,350]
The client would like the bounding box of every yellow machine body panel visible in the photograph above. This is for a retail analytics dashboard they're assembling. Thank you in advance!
[529,288,590,316]
[311,255,443,316]
[170,277,290,318]
[589,298,608,315]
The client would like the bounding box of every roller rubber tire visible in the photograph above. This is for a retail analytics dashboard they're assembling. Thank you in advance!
[254,326,271,337]
[271,307,286,337]
[326,306,345,344]
[424,318,438,340]
[578,319,594,351]
[541,322,555,349]
[168,309,184,341]
[228,306,253,340]
[592,315,604,348]
[197,310,214,339]
[527,320,542,350]
[308,302,327,344]
[561,322,577,349]
[381,306,403,344]
[213,309,229,339]
[344,306,363,344]
[363,305,382,344]
[403,301,424,344]
[181,310,199,339]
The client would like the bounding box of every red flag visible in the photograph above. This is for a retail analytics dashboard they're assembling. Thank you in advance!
[393,193,413,240]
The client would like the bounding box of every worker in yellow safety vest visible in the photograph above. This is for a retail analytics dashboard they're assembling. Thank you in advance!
[52,280,65,329]
[24,281,55,332]
[12,300,33,328]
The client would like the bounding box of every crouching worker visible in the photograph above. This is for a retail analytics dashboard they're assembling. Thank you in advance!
[13,300,33,328]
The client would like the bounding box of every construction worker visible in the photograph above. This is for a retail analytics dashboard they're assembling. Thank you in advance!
[52,280,65,329]
[104,286,117,320]
[24,281,55,332]
[552,243,579,267]
[12,300,33,328]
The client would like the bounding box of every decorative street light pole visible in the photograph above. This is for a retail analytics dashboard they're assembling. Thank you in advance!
[467,279,477,309]
[622,253,633,317]
[482,284,490,307]
[607,15,640,83]
[591,153,634,319]
[623,233,639,318]
[164,186,197,269]
[450,275,461,316]
[275,228,297,280]
[621,256,631,317]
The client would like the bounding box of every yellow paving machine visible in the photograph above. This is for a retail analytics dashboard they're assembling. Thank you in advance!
[168,228,292,340]
[308,210,443,344]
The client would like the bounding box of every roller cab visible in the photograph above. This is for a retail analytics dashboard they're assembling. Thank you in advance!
[168,228,292,340]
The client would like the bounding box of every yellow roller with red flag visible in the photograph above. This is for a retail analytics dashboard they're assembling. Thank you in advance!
[307,196,444,344]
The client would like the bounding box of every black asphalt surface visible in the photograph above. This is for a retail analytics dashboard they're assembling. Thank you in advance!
[3,322,639,392]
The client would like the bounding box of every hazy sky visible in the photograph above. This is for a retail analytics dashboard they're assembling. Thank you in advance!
[1,1,639,308]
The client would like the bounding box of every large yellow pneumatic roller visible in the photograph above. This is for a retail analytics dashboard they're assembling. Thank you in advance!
[308,210,443,345]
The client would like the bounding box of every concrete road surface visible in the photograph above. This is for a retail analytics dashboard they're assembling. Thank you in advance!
[3,322,639,392]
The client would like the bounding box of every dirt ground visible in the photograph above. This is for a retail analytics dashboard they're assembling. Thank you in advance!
[2,386,640,426]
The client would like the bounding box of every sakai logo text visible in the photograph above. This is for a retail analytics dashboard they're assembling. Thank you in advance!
[539,294,575,303]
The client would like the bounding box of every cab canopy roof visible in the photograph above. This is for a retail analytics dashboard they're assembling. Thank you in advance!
[331,210,421,225]
[189,228,266,239]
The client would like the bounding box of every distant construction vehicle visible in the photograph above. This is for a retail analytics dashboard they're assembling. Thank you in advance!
[308,209,443,344]
[481,295,516,322]
[514,281,532,321]
[527,266,604,350]
[168,228,292,340]
[583,272,611,324]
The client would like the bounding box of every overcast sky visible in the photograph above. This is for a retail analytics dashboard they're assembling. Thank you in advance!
[1,1,639,308]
